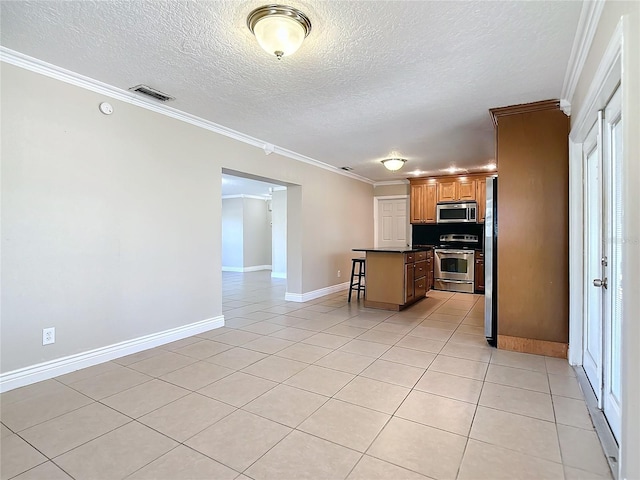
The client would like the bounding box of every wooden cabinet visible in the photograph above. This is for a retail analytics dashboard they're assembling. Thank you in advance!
[490,100,569,357]
[404,262,414,303]
[410,182,436,224]
[437,180,457,202]
[360,249,430,311]
[476,177,487,223]
[458,178,476,201]
[474,251,484,293]
[406,250,428,303]
[425,249,434,291]
[410,174,492,224]
[437,178,476,203]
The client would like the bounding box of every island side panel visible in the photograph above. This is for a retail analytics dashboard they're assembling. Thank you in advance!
[364,252,404,306]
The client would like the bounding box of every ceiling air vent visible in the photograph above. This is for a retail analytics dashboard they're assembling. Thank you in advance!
[129,84,175,102]
[340,166,353,171]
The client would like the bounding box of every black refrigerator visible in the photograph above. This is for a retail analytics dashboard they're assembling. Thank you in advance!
[484,177,498,346]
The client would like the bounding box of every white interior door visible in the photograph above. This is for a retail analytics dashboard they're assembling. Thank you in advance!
[376,198,408,248]
[583,119,604,404]
[602,87,622,442]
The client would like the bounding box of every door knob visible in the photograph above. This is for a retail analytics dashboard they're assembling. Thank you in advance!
[593,278,608,289]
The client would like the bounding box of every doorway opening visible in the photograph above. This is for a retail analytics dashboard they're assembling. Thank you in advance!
[221,169,302,299]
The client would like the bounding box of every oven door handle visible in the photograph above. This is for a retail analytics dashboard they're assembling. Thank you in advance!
[437,279,473,284]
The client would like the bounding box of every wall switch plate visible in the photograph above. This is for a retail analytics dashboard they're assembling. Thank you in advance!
[337,270,341,278]
[43,327,55,345]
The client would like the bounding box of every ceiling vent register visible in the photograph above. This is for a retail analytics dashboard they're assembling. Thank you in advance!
[129,85,175,102]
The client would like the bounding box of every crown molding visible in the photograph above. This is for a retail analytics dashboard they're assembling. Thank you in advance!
[0,47,374,186]
[489,99,561,126]
[560,0,606,113]
[373,180,409,187]
[569,19,622,143]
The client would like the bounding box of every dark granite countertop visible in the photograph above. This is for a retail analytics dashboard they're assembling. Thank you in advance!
[352,247,430,253]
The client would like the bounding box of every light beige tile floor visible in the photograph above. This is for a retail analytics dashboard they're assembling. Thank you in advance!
[0,271,613,480]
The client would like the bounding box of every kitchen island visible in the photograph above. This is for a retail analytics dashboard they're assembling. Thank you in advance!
[353,247,432,311]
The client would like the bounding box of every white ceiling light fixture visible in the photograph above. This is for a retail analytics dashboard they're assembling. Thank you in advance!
[247,5,312,60]
[381,158,407,171]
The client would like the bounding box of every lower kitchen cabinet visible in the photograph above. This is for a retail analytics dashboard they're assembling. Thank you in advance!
[475,251,484,293]
[425,249,434,291]
[355,248,430,311]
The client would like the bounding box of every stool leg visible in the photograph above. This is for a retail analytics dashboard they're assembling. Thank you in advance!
[357,261,363,300]
[348,260,357,302]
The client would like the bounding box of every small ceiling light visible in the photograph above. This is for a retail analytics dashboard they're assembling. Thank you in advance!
[247,5,312,60]
[381,158,407,171]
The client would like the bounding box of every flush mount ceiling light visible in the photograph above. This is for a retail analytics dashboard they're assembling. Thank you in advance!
[247,5,312,60]
[381,158,407,171]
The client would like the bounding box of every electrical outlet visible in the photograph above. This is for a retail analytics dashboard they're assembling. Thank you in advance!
[43,327,55,345]
[337,270,341,278]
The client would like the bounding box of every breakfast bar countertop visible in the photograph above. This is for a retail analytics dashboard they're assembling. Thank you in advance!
[352,247,430,254]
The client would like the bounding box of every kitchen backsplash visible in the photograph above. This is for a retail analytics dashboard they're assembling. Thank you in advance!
[412,223,484,247]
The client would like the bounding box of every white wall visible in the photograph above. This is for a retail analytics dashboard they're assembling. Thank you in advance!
[221,198,243,269]
[242,197,271,269]
[0,63,374,376]
[1,64,221,373]
[222,196,272,271]
[271,189,287,278]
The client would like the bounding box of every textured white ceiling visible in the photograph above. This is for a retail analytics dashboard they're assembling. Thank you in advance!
[0,1,582,182]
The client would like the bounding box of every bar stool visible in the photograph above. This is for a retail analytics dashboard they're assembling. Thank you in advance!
[348,258,366,302]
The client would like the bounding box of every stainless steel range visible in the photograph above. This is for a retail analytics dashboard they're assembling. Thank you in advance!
[434,234,479,293]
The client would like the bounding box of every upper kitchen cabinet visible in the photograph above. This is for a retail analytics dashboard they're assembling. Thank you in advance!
[490,100,569,358]
[476,177,487,223]
[437,178,476,202]
[409,180,437,224]
[410,174,492,224]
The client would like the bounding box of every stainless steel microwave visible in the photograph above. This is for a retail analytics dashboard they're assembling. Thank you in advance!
[436,202,477,223]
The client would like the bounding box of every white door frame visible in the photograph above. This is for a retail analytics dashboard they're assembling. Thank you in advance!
[602,85,623,443]
[567,20,621,466]
[567,21,621,367]
[581,118,604,404]
[373,195,410,248]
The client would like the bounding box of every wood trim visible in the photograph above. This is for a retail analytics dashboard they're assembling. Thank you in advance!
[363,300,401,311]
[364,297,426,311]
[498,335,568,359]
[489,99,561,127]
[408,173,492,184]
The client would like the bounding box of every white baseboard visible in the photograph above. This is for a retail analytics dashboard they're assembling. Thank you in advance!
[222,265,272,272]
[271,271,287,279]
[244,265,272,272]
[0,315,225,393]
[285,281,349,303]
